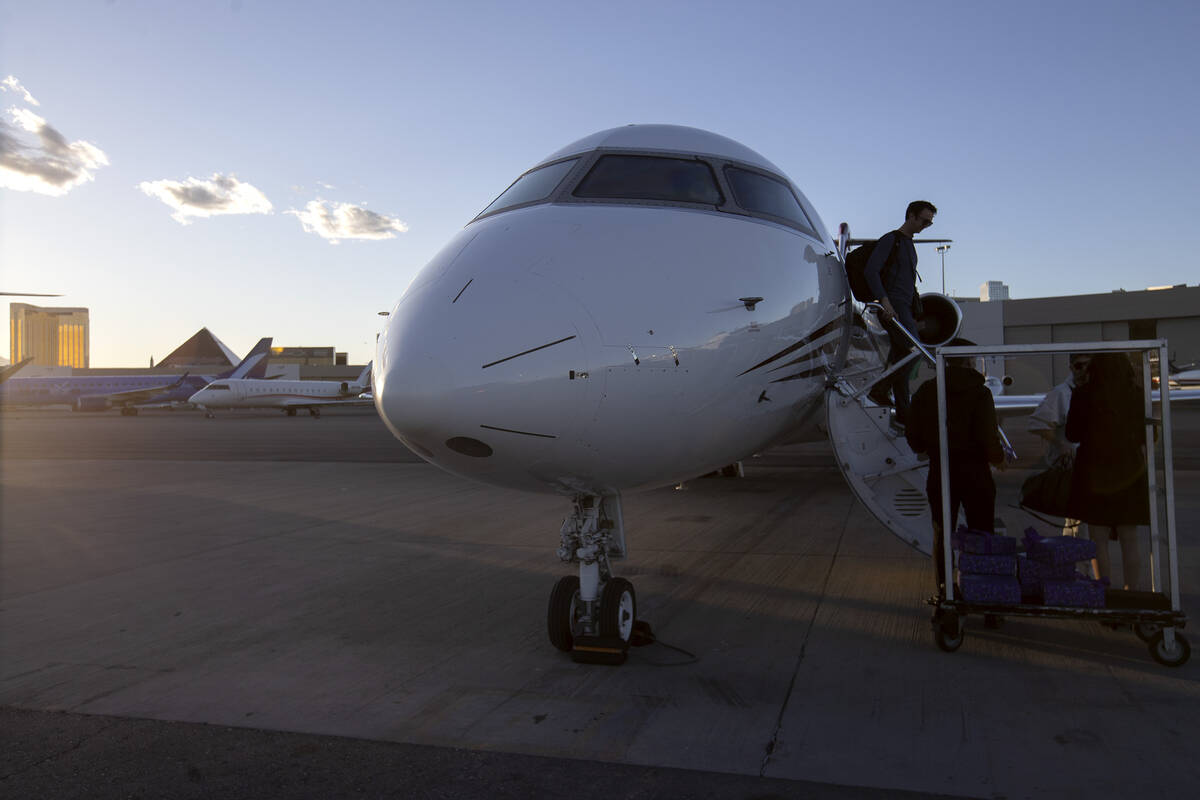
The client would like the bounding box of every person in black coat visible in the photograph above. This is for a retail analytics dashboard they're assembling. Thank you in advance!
[1066,353,1149,590]
[906,339,1005,590]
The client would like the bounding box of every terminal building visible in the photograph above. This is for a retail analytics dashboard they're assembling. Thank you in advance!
[9,303,90,368]
[955,283,1200,393]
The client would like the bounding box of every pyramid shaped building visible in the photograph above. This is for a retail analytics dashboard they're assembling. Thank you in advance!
[158,328,239,369]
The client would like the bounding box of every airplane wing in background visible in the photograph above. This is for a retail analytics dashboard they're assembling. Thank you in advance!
[277,396,375,409]
[89,374,192,408]
[993,388,1200,422]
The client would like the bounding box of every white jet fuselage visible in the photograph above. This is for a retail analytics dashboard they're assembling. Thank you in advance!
[375,126,856,496]
[189,379,361,410]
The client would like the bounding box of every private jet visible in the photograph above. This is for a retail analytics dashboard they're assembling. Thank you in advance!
[190,363,373,417]
[371,124,1188,662]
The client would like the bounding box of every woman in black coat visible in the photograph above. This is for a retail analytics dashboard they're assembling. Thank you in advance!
[1065,353,1149,590]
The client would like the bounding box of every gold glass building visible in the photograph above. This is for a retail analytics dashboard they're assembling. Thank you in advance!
[9,303,90,368]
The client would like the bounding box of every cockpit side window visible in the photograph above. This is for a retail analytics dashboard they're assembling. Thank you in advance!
[207,383,231,391]
[573,155,723,206]
[476,158,579,220]
[723,166,817,237]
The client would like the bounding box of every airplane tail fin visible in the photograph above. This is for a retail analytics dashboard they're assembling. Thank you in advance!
[220,337,273,379]
[355,361,372,388]
[340,361,373,396]
[0,356,34,385]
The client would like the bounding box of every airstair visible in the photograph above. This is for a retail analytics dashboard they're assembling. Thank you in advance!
[826,297,969,555]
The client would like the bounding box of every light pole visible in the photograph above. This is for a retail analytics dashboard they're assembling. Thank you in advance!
[935,244,951,294]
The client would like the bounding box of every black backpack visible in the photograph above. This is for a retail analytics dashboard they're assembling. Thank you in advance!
[845,231,900,303]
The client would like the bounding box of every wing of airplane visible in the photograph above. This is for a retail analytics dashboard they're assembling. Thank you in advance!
[993,388,1200,421]
[845,238,953,246]
[277,396,375,409]
[82,373,192,409]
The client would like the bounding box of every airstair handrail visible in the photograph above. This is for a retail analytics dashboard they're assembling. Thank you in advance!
[863,302,937,366]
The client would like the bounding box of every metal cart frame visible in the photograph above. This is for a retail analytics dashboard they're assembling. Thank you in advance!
[927,340,1189,667]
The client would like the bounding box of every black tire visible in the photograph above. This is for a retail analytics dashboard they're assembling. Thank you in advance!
[1134,622,1162,643]
[599,578,637,646]
[547,575,581,652]
[933,614,964,652]
[286,408,296,416]
[1148,631,1190,667]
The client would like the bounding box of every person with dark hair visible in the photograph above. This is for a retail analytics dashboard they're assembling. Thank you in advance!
[1066,352,1149,590]
[865,200,937,425]
[905,338,1005,591]
[1027,353,1091,537]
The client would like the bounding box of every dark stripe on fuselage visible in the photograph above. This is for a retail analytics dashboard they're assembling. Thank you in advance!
[736,318,842,377]
[479,424,557,439]
[481,335,576,369]
[769,366,828,383]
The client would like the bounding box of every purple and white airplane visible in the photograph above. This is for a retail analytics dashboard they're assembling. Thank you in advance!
[0,337,273,415]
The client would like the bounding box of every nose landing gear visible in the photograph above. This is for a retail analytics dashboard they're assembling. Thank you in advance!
[546,494,635,664]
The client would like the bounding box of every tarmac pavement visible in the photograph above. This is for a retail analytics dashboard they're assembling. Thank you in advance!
[2,407,1198,798]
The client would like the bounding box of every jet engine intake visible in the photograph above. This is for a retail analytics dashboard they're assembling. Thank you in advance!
[74,395,112,412]
[915,293,963,348]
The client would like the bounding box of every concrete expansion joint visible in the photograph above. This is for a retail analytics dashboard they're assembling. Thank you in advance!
[759,500,851,777]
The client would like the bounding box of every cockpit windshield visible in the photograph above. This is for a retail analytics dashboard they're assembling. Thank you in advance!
[477,158,579,219]
[206,383,231,391]
[469,150,819,241]
[573,155,723,205]
[723,166,816,236]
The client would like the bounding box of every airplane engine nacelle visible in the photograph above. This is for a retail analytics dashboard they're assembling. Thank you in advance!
[74,395,112,412]
[915,292,963,348]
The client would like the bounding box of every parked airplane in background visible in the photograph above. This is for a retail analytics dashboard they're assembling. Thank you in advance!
[189,363,373,417]
[0,338,273,414]
[1158,360,1200,389]
[0,357,34,385]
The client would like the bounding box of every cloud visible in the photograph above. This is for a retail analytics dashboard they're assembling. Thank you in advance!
[138,173,273,224]
[0,77,109,196]
[1,76,39,106]
[287,200,408,244]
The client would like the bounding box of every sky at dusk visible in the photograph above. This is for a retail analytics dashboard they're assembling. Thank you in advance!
[2,0,1197,367]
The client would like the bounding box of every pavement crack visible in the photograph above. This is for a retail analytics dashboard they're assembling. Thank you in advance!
[758,495,851,777]
[0,714,122,782]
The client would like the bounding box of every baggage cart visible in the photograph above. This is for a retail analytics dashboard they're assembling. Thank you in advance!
[925,340,1189,667]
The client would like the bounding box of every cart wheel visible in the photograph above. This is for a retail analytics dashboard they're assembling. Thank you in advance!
[933,614,964,653]
[1134,622,1162,643]
[1148,631,1191,668]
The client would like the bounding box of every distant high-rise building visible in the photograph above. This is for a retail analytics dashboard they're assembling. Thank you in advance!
[980,281,1010,302]
[9,303,89,367]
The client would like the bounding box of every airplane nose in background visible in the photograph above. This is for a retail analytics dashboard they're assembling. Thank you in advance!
[375,275,589,466]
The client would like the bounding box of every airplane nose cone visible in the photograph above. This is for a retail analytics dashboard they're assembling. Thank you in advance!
[375,273,593,479]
